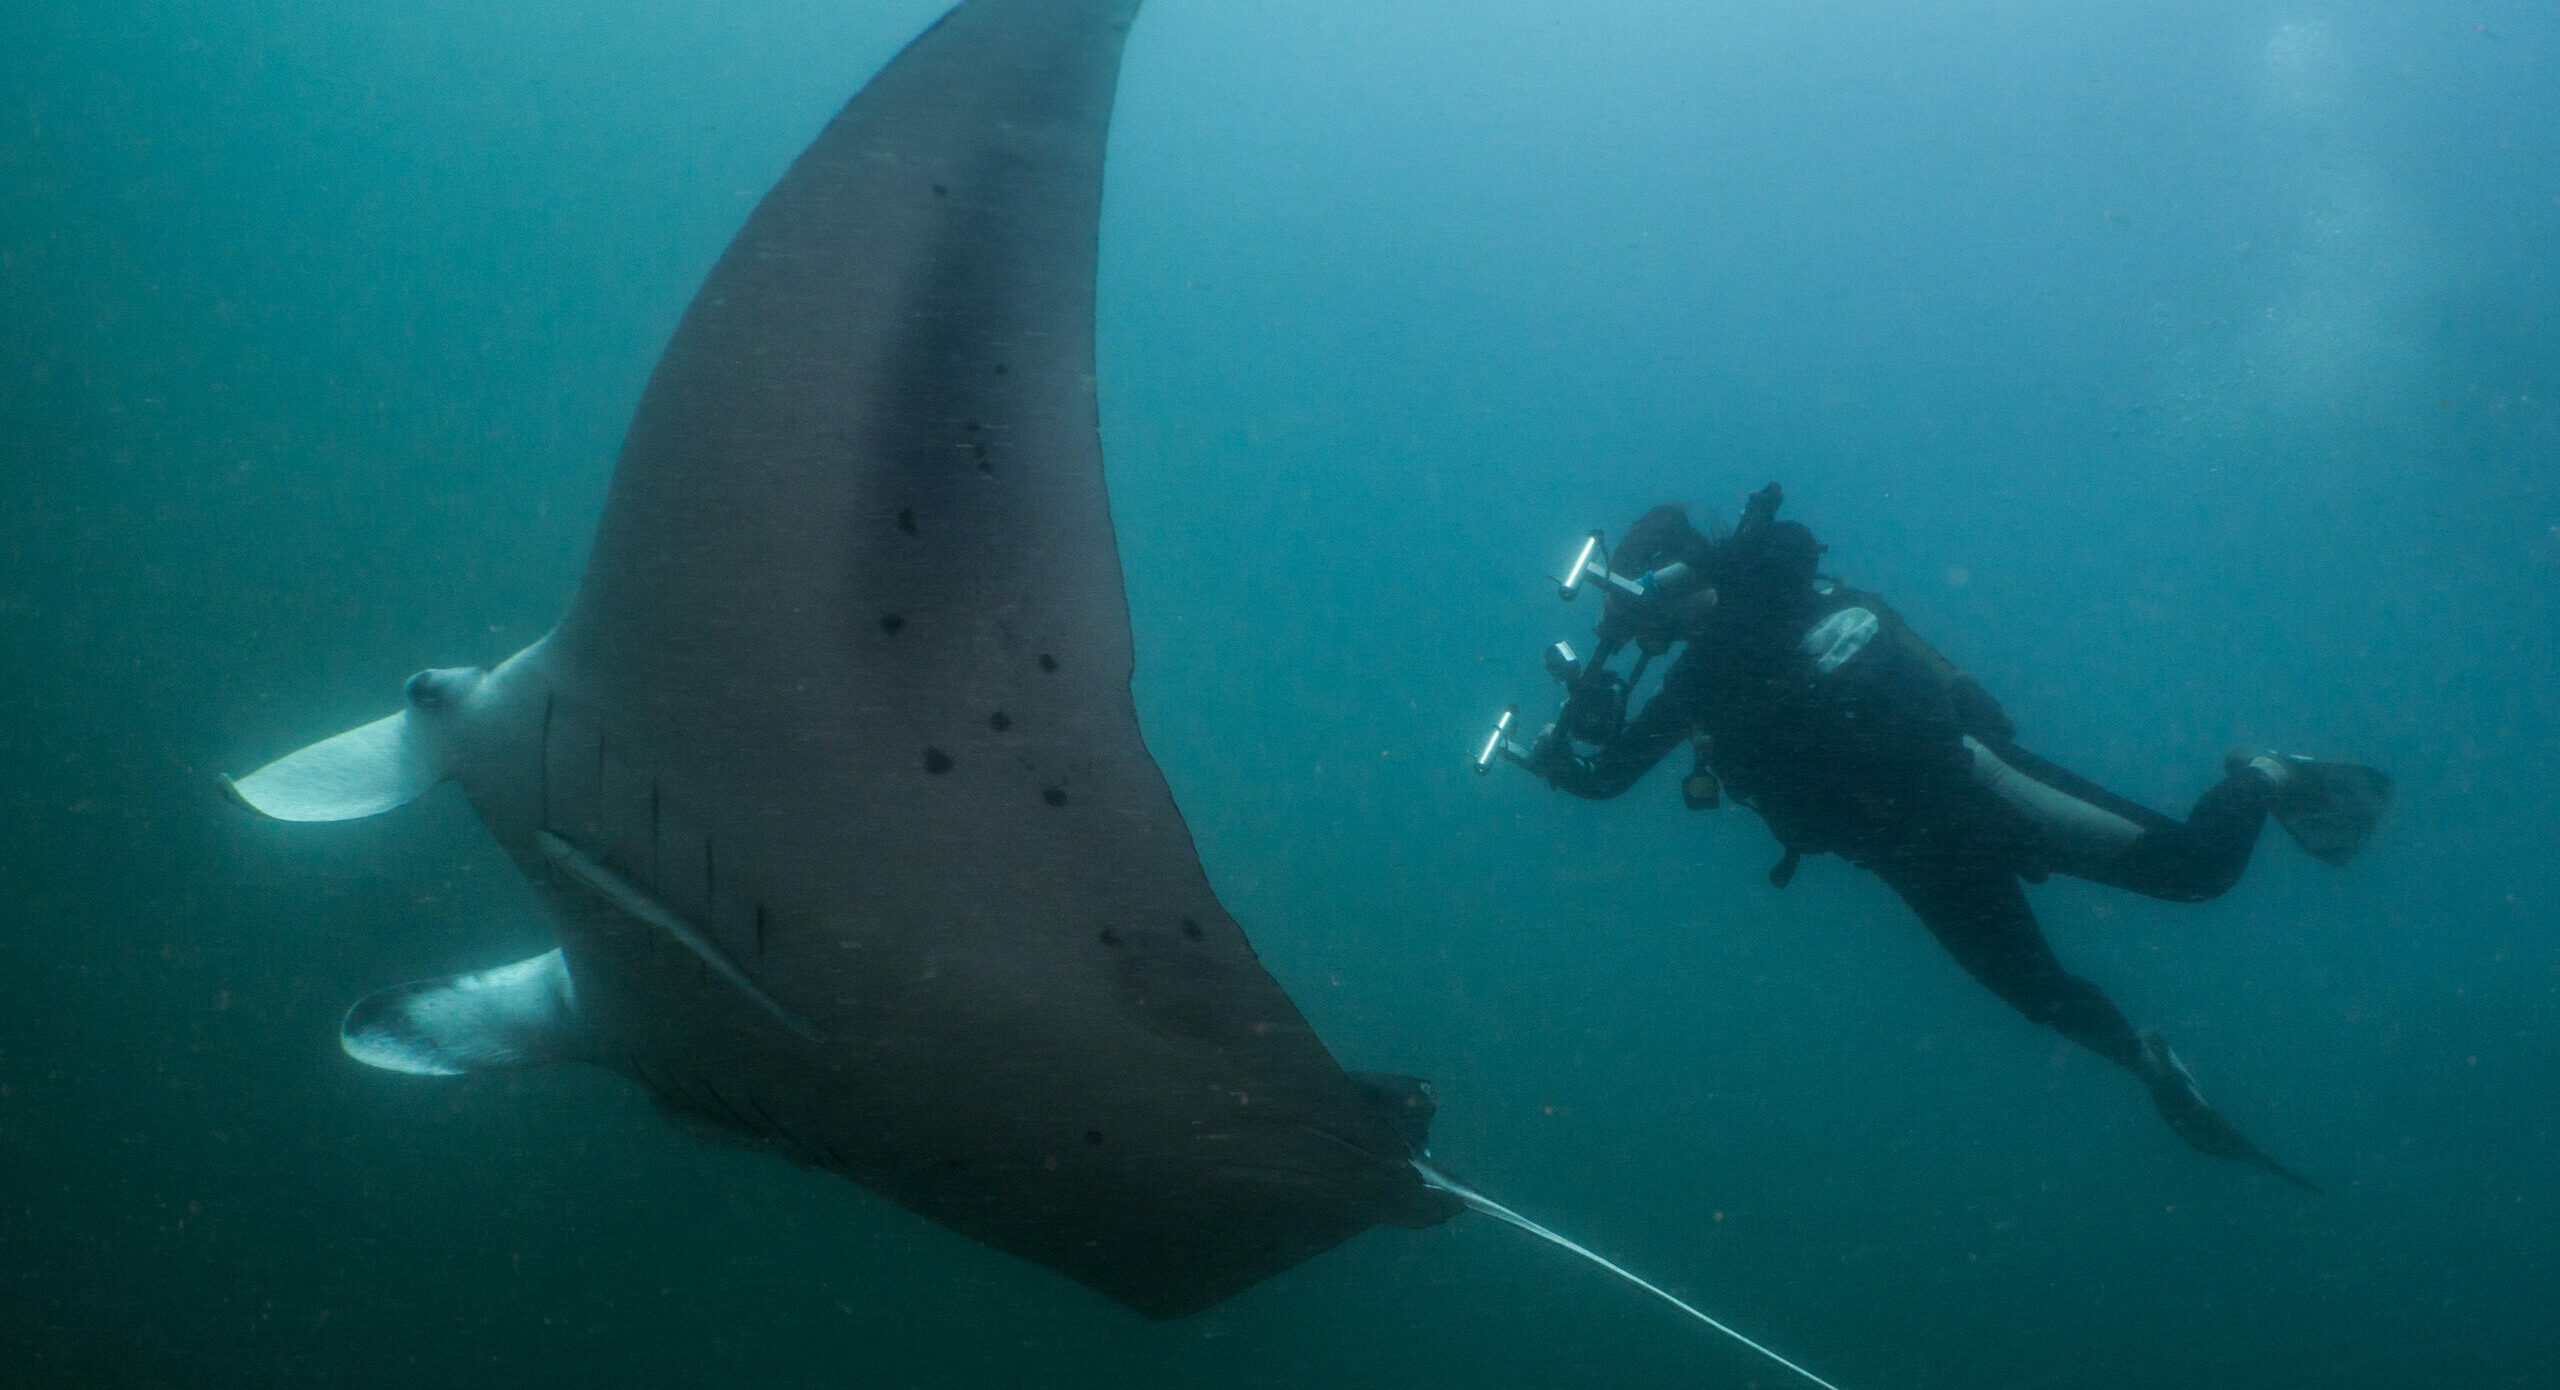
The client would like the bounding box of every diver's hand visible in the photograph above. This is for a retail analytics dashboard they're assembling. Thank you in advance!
[1525,723,1575,783]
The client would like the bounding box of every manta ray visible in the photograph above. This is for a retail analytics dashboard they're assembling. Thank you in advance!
[226,0,1840,1379]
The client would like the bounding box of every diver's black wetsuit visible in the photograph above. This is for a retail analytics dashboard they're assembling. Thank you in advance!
[1540,498,2280,1082]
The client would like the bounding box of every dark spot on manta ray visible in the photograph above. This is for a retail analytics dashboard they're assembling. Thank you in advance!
[988,710,1011,732]
[931,182,948,197]
[923,747,953,774]
[993,362,1008,376]
[1084,1129,1105,1146]
[937,1156,965,1173]
[897,507,917,535]
[1096,927,1121,947]
[1180,917,1204,941]
[1043,786,1068,807]
[879,613,906,635]
[1038,653,1058,672]
[971,441,991,472]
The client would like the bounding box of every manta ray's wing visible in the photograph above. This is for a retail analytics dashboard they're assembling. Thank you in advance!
[530,0,1450,1316]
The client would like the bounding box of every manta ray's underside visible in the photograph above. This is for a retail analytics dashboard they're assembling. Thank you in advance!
[227,1,1849,1378]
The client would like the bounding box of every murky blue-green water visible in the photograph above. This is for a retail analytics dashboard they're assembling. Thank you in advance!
[6,1,2555,1385]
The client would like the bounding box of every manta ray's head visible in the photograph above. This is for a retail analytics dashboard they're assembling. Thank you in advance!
[410,642,555,840]
[402,663,488,714]
[224,642,551,826]
[399,660,513,776]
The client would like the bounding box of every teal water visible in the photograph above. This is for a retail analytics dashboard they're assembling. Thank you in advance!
[5,0,2555,1386]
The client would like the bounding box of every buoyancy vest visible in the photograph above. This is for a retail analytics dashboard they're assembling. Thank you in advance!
[1701,582,2012,876]
[1836,586,2015,750]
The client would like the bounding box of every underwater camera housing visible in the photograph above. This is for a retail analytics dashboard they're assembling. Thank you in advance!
[1470,529,1712,780]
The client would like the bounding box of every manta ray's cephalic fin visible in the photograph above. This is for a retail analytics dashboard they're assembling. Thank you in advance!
[226,708,444,822]
[343,949,583,1076]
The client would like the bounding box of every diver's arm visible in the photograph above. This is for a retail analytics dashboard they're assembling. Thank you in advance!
[1536,682,1693,800]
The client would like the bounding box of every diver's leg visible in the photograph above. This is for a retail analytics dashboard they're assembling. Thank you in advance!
[2101,762,2272,901]
[1870,851,2145,1072]
[1872,849,2320,1188]
[1986,743,2273,903]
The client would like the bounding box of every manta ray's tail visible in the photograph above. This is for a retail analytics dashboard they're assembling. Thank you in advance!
[1412,1160,1849,1390]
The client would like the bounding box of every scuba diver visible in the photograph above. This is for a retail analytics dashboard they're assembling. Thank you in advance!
[1498,484,2389,1189]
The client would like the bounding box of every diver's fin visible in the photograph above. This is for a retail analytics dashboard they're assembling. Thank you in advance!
[2241,1143,2322,1193]
[1412,1159,1849,1390]
[342,949,582,1076]
[2137,1031,2321,1193]
[226,710,445,822]
[2256,756,2391,867]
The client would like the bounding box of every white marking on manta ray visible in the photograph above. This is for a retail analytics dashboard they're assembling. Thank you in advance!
[536,830,824,1043]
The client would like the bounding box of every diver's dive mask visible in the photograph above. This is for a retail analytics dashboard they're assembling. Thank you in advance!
[1556,533,1719,649]
[1612,562,1719,652]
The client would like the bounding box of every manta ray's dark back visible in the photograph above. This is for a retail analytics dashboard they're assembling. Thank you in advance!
[535,0,1457,1316]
